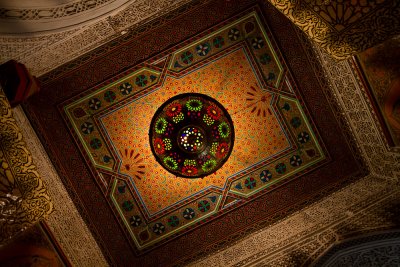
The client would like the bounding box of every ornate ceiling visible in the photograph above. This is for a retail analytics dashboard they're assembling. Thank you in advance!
[18,0,370,265]
[60,11,328,252]
[2,0,400,266]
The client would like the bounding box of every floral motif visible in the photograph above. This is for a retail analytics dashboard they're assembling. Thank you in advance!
[298,132,310,144]
[172,112,184,123]
[90,138,102,149]
[186,99,203,111]
[153,222,165,235]
[290,155,302,167]
[122,200,134,211]
[251,37,264,49]
[155,117,168,134]
[290,117,301,128]
[184,159,196,166]
[119,82,133,95]
[218,122,230,138]
[216,142,229,159]
[181,51,194,64]
[104,90,116,102]
[154,138,165,154]
[81,122,94,134]
[164,156,178,170]
[207,105,222,120]
[196,43,211,56]
[245,177,256,189]
[260,170,272,182]
[259,53,272,65]
[202,159,217,172]
[275,163,287,174]
[166,103,182,117]
[88,98,101,110]
[210,142,219,155]
[228,28,240,41]
[213,36,225,48]
[187,110,201,119]
[246,85,272,117]
[183,208,195,220]
[120,148,145,180]
[168,216,179,227]
[135,75,148,87]
[130,215,142,227]
[182,165,198,176]
[198,200,210,212]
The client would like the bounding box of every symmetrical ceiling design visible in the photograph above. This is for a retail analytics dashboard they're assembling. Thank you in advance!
[61,11,325,251]
[22,1,366,265]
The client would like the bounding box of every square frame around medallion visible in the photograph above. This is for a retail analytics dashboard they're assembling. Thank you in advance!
[24,1,366,265]
[62,10,326,252]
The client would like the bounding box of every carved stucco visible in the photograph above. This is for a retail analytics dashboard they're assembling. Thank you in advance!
[313,231,400,266]
[0,87,53,244]
[266,0,400,59]
[0,0,132,33]
[0,0,199,76]
[12,106,108,266]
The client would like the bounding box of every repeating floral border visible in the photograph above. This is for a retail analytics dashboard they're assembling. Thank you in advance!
[0,87,53,243]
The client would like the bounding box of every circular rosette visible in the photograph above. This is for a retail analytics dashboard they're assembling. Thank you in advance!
[215,142,229,159]
[182,165,198,176]
[149,93,234,178]
[207,105,222,120]
[153,138,165,155]
[165,102,182,117]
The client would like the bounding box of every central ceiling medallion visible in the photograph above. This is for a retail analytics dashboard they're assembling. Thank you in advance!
[149,93,234,178]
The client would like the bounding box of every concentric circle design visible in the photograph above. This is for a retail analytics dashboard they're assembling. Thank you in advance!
[149,93,234,178]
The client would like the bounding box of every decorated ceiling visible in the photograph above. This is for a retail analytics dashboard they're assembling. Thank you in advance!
[22,0,365,265]
[62,11,324,251]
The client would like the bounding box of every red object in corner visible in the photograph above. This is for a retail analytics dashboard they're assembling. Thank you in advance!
[0,60,40,107]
